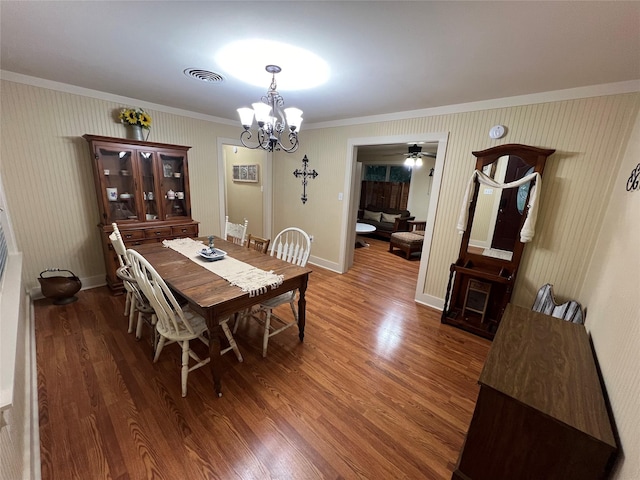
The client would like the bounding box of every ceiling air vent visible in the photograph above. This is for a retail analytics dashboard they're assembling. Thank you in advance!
[183,68,225,84]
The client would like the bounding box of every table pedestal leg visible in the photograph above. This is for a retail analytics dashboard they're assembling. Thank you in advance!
[355,235,370,247]
[208,323,223,397]
[297,276,308,341]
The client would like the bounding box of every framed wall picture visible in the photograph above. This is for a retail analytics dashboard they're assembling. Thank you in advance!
[232,164,259,183]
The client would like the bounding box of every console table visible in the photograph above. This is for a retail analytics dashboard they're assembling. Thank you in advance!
[453,304,617,480]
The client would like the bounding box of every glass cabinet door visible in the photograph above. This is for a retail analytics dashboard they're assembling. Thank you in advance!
[97,145,138,222]
[159,151,189,220]
[138,151,160,221]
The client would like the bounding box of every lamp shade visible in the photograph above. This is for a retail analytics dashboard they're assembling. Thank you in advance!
[284,107,303,132]
[252,102,272,125]
[237,107,255,128]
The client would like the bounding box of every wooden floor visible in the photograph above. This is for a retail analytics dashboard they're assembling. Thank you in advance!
[35,238,491,479]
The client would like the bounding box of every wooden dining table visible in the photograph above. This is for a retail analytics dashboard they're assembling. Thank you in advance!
[131,236,312,396]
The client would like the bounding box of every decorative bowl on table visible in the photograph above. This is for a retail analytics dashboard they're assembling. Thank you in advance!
[199,248,227,261]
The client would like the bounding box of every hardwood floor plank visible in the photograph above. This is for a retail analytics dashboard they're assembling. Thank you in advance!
[36,238,491,479]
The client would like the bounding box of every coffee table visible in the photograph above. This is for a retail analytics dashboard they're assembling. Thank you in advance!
[356,222,376,247]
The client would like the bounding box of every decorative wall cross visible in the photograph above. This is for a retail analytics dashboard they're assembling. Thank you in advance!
[293,155,319,204]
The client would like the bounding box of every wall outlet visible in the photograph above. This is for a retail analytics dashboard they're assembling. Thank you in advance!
[309,235,314,242]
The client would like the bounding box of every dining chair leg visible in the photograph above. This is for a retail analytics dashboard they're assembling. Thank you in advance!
[151,315,159,354]
[289,302,298,326]
[154,336,166,363]
[221,321,243,362]
[232,311,241,334]
[181,340,190,397]
[128,299,137,333]
[135,311,142,340]
[263,310,272,358]
[124,291,131,317]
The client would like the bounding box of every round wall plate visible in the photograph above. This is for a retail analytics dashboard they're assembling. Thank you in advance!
[489,125,506,139]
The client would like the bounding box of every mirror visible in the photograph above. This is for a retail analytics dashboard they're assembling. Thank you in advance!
[467,154,535,261]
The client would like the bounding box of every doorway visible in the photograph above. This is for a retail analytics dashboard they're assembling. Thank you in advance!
[340,133,448,306]
[217,138,271,240]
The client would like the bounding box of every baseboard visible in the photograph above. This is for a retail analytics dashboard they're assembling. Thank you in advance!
[307,256,341,273]
[415,293,444,311]
[26,297,41,480]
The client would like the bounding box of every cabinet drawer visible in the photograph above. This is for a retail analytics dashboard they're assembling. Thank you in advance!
[119,229,145,241]
[172,224,198,237]
[145,227,172,239]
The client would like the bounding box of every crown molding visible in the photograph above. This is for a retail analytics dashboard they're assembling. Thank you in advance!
[2,70,638,130]
[306,80,640,130]
[0,70,236,126]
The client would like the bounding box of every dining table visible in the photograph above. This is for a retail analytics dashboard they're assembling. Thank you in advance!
[131,236,313,396]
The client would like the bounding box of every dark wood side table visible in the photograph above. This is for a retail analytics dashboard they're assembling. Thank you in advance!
[453,303,617,480]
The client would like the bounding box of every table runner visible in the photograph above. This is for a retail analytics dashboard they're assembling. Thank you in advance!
[162,238,283,297]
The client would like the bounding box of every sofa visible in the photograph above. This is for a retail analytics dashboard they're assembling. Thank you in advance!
[357,206,414,239]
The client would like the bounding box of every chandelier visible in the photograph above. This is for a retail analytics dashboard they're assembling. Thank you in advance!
[237,65,303,153]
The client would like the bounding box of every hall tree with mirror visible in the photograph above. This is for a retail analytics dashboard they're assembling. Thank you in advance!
[442,144,555,339]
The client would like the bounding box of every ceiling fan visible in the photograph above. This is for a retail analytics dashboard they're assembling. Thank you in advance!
[401,144,436,169]
[381,143,437,160]
[403,144,436,160]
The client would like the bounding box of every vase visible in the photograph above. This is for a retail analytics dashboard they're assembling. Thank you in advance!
[128,125,145,141]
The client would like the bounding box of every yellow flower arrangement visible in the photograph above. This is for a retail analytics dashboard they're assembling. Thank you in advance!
[119,107,152,129]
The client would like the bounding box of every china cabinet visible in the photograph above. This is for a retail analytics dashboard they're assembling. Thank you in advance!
[84,134,199,292]
[441,144,554,339]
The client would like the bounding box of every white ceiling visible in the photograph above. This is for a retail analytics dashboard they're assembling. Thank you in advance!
[1,1,639,126]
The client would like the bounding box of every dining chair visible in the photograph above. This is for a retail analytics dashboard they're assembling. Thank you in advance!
[225,216,248,246]
[231,234,272,333]
[109,223,133,316]
[126,249,243,397]
[109,223,156,340]
[249,227,311,357]
[532,283,585,324]
[246,234,270,254]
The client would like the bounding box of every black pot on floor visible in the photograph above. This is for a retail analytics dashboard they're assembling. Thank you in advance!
[39,269,82,305]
